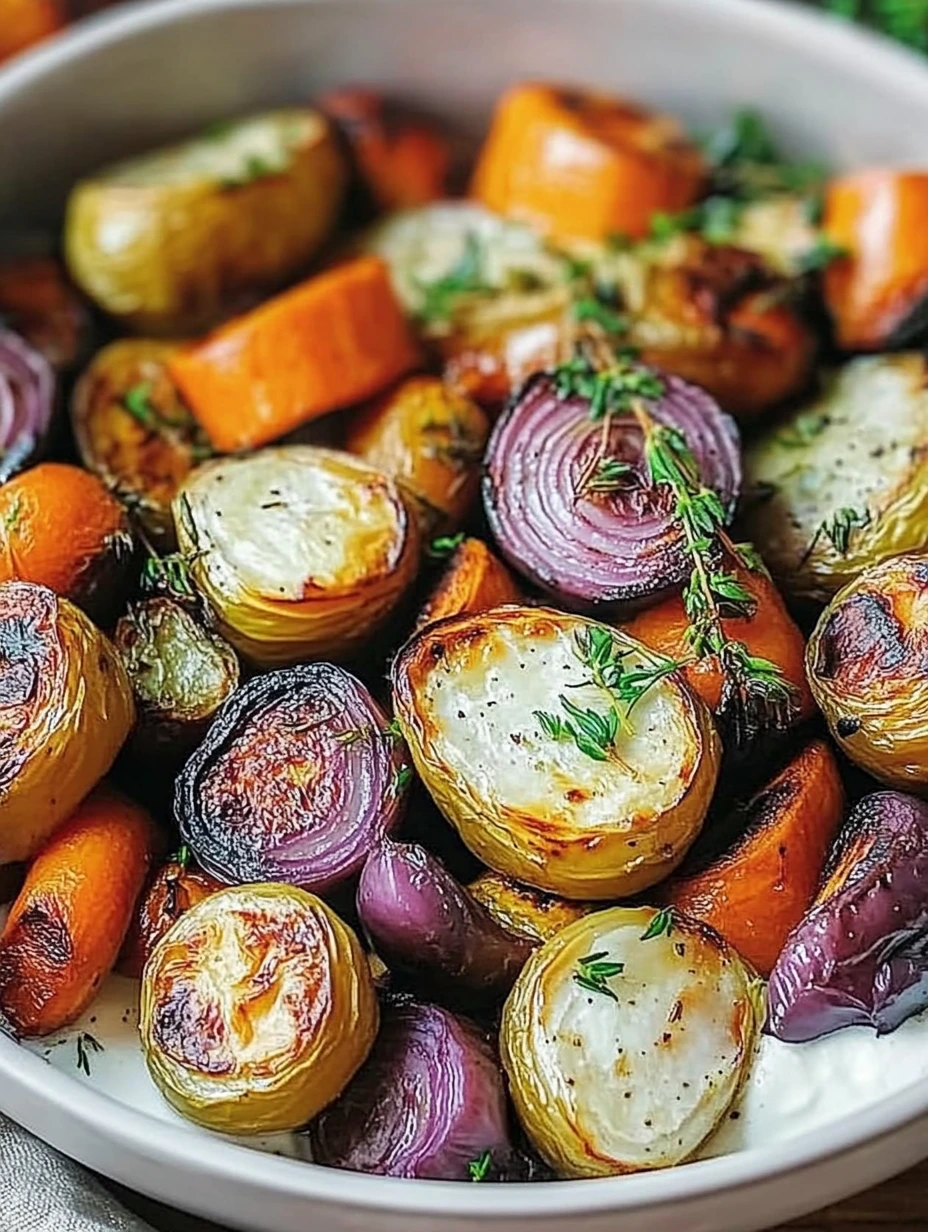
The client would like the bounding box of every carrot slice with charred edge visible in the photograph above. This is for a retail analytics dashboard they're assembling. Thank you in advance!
[319,88,451,211]
[824,170,928,351]
[0,785,158,1036]
[416,537,521,631]
[0,462,133,624]
[168,256,420,453]
[660,740,845,977]
[471,83,706,241]
[622,565,815,722]
[0,0,64,64]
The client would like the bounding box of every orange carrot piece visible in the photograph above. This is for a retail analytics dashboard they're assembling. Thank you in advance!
[0,785,157,1035]
[661,741,845,976]
[0,0,64,65]
[471,83,705,242]
[169,256,420,453]
[824,170,928,350]
[416,537,521,630]
[623,564,815,721]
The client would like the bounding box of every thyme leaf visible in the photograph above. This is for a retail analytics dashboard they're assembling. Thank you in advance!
[580,456,633,495]
[414,233,492,324]
[427,532,465,560]
[468,1151,492,1182]
[392,765,414,795]
[553,353,665,423]
[794,236,849,274]
[776,409,831,448]
[807,505,871,558]
[640,907,674,940]
[3,495,22,531]
[76,1032,103,1077]
[123,383,158,429]
[572,297,629,336]
[573,951,624,1001]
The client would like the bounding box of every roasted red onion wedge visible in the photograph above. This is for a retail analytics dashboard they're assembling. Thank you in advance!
[483,369,740,614]
[310,996,512,1180]
[0,330,55,482]
[767,790,928,1041]
[357,839,535,1004]
[175,663,411,896]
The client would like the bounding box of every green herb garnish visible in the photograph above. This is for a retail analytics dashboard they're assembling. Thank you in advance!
[392,765,414,794]
[572,297,629,335]
[140,552,199,601]
[704,109,826,201]
[807,505,871,558]
[3,495,22,532]
[794,236,849,274]
[777,409,831,448]
[385,717,403,739]
[414,233,492,325]
[825,0,928,51]
[580,456,633,495]
[553,354,665,423]
[468,1151,492,1182]
[76,1032,103,1077]
[573,951,624,1001]
[123,383,158,430]
[427,532,465,560]
[640,907,674,941]
[174,844,191,870]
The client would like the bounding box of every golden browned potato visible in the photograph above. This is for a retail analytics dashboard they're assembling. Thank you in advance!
[744,354,928,603]
[71,339,211,547]
[468,870,594,944]
[806,554,928,792]
[501,906,759,1177]
[344,375,489,535]
[391,606,720,900]
[65,109,347,334]
[140,884,379,1135]
[174,445,419,667]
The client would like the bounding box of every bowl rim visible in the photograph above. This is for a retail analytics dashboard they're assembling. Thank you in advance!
[4,0,928,1217]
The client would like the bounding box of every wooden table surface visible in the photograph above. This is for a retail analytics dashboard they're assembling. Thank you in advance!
[107,1157,928,1232]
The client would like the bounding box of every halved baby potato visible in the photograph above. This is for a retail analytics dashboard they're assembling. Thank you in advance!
[174,445,419,667]
[65,109,347,334]
[140,884,378,1135]
[743,354,928,602]
[806,554,928,792]
[391,606,720,899]
[468,870,595,945]
[501,905,759,1177]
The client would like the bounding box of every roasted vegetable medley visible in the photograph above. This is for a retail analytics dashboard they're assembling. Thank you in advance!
[3,79,928,1184]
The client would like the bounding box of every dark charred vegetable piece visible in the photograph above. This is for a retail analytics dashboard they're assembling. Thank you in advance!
[0,329,55,482]
[115,598,239,768]
[119,856,226,979]
[767,790,928,1041]
[0,255,90,373]
[71,340,211,549]
[176,663,411,896]
[357,839,535,1004]
[482,366,740,615]
[310,995,512,1179]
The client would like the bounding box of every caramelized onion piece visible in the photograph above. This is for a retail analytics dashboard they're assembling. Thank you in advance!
[483,371,740,614]
[0,329,55,482]
[176,662,410,895]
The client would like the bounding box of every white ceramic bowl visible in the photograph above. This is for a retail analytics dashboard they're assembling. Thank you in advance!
[3,1,928,1229]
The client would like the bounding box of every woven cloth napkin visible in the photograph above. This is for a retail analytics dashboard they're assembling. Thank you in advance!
[0,1116,155,1232]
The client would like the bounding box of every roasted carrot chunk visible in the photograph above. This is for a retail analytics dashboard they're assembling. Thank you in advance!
[623,564,814,721]
[471,83,705,241]
[416,537,521,630]
[0,785,157,1035]
[660,740,844,977]
[824,170,928,350]
[319,88,451,211]
[169,256,420,453]
[0,0,64,65]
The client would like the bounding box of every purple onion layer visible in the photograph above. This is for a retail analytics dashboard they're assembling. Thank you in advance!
[482,370,741,614]
[310,996,512,1179]
[175,663,410,896]
[767,790,928,1042]
[0,329,55,483]
[357,838,534,1004]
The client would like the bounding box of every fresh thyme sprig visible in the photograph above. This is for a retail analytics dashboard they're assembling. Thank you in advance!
[427,532,465,560]
[554,354,665,423]
[573,951,624,1001]
[76,1032,103,1077]
[640,907,674,941]
[414,233,492,325]
[634,405,798,745]
[802,505,871,562]
[468,1151,492,1182]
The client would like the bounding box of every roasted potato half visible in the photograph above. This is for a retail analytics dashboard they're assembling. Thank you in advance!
[806,554,928,792]
[65,109,347,334]
[391,606,720,899]
[174,445,419,667]
[72,340,211,547]
[468,871,594,945]
[344,376,489,535]
[501,906,759,1177]
[0,582,134,864]
[743,354,928,603]
[140,884,379,1135]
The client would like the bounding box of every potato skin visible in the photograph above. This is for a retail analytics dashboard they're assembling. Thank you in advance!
[0,785,156,1036]
[501,906,758,1177]
[467,871,594,944]
[0,582,135,864]
[140,884,378,1134]
[71,339,211,548]
[743,354,928,602]
[344,376,489,535]
[662,740,845,976]
[391,606,720,899]
[65,109,347,334]
[807,554,928,792]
